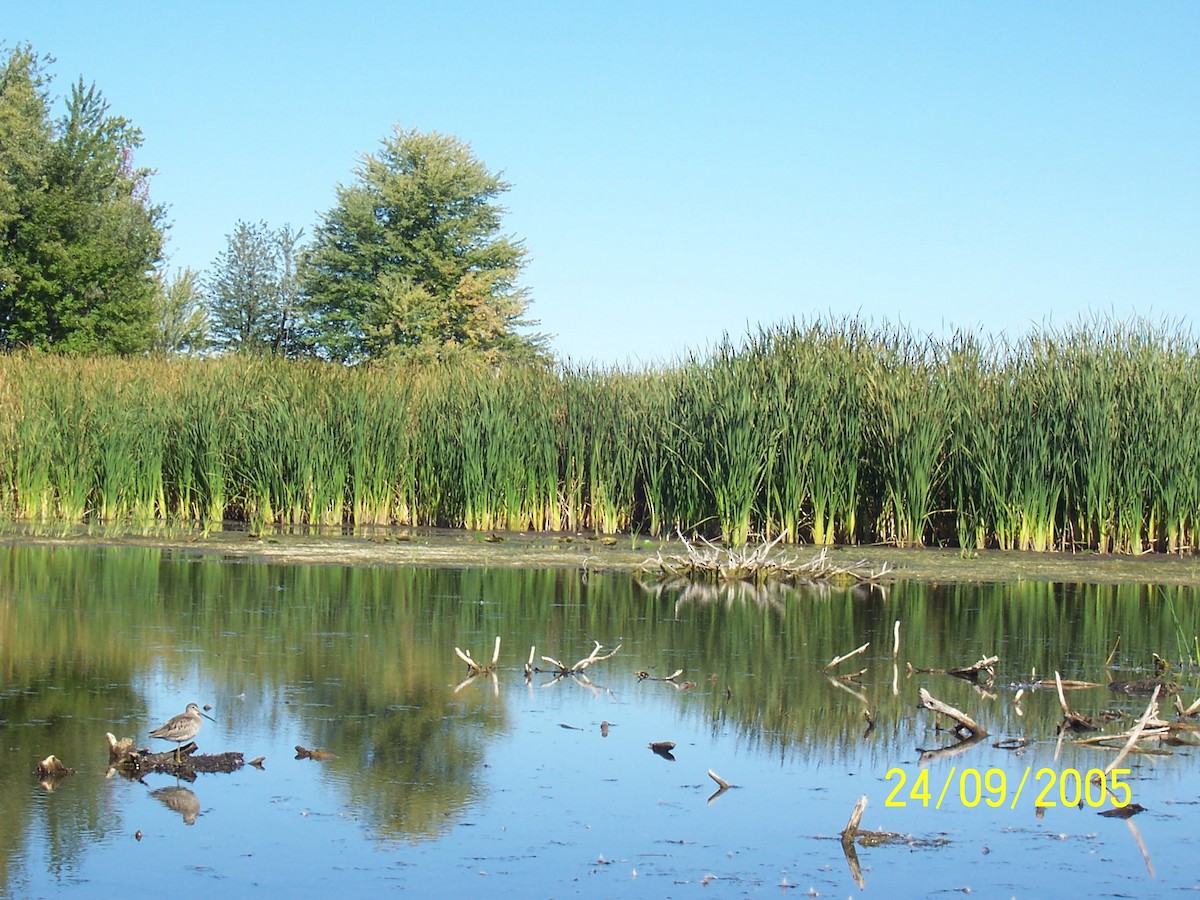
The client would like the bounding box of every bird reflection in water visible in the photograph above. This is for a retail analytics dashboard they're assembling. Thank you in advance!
[150,786,201,825]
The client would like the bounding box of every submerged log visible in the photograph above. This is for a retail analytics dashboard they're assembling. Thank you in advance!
[1109,678,1179,696]
[107,737,244,780]
[295,745,337,761]
[648,740,676,760]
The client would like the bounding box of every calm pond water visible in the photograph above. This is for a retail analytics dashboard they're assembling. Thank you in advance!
[1,543,1199,898]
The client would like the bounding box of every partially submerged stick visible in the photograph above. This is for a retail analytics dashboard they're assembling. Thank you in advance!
[919,687,988,738]
[946,655,999,682]
[823,642,870,673]
[841,794,868,843]
[1055,670,1097,732]
[1105,635,1121,668]
[1096,684,1162,785]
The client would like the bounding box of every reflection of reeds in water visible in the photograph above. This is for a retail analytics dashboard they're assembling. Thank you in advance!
[2,547,1200,855]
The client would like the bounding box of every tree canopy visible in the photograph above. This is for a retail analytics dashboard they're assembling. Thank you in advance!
[0,44,165,353]
[303,127,547,365]
[205,220,303,355]
[150,267,208,355]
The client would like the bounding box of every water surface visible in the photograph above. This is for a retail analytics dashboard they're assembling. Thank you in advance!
[1,545,1198,897]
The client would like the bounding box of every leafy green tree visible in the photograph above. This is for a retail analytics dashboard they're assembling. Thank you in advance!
[0,45,51,294]
[205,220,304,355]
[0,44,165,353]
[150,267,208,355]
[303,126,547,364]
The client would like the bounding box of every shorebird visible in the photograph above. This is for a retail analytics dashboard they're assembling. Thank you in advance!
[150,703,216,763]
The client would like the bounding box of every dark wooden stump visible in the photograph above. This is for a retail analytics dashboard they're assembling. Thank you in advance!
[108,741,244,781]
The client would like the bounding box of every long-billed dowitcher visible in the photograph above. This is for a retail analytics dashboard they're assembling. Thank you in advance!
[150,703,216,763]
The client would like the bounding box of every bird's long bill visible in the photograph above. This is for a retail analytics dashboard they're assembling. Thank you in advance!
[200,711,217,722]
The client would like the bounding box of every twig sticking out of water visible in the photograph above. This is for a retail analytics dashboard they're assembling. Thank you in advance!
[708,769,730,790]
[823,642,870,674]
[707,769,731,805]
[841,795,868,844]
[455,636,501,675]
[1176,693,1200,718]
[1106,635,1121,667]
[1055,670,1097,732]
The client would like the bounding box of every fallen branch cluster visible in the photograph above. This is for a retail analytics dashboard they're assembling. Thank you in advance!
[541,641,622,676]
[638,533,892,586]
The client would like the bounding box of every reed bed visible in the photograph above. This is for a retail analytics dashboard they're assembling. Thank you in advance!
[0,315,1197,554]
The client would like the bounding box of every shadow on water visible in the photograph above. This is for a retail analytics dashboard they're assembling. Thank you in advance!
[0,543,1198,895]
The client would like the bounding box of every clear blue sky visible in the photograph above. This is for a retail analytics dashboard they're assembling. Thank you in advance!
[8,2,1198,364]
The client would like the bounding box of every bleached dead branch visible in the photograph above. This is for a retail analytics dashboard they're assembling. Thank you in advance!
[637,532,892,586]
[541,641,622,676]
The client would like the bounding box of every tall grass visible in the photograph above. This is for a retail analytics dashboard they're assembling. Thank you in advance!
[0,315,1197,553]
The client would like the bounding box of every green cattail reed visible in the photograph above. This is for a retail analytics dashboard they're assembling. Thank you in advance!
[865,328,948,547]
[805,320,868,545]
[0,316,1196,555]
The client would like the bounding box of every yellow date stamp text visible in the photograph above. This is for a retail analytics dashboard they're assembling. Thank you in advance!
[884,766,1131,810]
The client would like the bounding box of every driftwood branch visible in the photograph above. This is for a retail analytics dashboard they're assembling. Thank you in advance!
[823,642,870,674]
[911,655,998,682]
[1094,685,1164,785]
[707,769,731,804]
[455,636,501,676]
[542,641,622,676]
[841,794,868,844]
[946,655,999,683]
[919,687,988,738]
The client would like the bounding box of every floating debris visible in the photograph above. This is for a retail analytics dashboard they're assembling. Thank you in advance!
[649,741,676,760]
[295,745,337,761]
[1100,803,1147,819]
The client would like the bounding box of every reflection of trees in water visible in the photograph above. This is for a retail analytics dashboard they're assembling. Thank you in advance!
[0,546,156,894]
[329,704,486,841]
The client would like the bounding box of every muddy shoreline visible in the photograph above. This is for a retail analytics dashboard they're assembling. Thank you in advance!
[4,525,1200,585]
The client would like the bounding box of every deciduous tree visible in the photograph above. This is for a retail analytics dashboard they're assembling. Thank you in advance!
[303,127,547,364]
[150,267,208,355]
